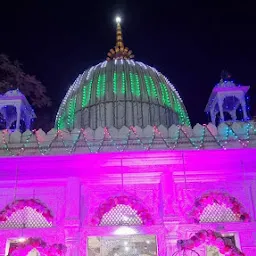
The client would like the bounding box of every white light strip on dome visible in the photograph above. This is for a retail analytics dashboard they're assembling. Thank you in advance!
[121,59,123,65]
[147,63,184,102]
[101,61,107,68]
[130,60,135,66]
[137,61,147,69]
[126,60,131,65]
[86,66,94,80]
[150,66,161,76]
[114,59,117,65]
[93,62,101,71]
[73,75,82,91]
[163,76,183,102]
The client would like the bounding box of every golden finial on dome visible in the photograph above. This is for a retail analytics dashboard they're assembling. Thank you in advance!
[107,16,134,61]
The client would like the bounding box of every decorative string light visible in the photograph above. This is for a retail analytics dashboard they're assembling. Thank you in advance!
[82,80,93,108]
[1,122,255,155]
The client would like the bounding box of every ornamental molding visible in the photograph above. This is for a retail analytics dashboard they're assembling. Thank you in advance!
[0,121,256,156]
[190,192,250,223]
[0,199,53,223]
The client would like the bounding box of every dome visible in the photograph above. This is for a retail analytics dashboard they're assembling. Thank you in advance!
[55,19,190,130]
[3,89,25,97]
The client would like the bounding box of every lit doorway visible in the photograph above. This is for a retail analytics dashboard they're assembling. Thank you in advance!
[88,235,157,256]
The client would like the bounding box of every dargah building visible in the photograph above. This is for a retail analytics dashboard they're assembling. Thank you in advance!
[0,17,255,256]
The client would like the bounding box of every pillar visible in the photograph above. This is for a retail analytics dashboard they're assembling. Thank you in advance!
[230,110,237,121]
[65,177,81,256]
[240,98,248,120]
[217,97,224,122]
[160,172,176,216]
[210,109,216,125]
[15,104,21,131]
[165,233,179,256]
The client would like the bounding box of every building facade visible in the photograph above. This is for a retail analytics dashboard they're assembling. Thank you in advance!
[0,18,255,256]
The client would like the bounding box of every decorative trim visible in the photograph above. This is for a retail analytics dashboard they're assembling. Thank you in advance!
[0,199,53,222]
[0,121,255,156]
[91,195,154,225]
[190,192,250,223]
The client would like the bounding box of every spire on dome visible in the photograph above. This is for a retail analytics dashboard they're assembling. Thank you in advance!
[107,16,134,61]
[115,16,124,48]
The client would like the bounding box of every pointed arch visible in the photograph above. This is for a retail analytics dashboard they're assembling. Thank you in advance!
[0,199,53,228]
[190,192,250,223]
[177,230,245,256]
[91,195,153,226]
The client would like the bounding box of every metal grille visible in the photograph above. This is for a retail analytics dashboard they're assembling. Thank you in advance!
[100,204,143,226]
[200,203,240,223]
[0,206,52,229]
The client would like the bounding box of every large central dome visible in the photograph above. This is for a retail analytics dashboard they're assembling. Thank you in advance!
[55,19,190,130]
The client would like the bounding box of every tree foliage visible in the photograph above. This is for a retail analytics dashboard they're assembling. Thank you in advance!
[0,54,51,108]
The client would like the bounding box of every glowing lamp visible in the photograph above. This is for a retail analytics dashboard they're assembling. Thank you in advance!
[116,16,121,23]
[114,227,137,235]
[17,237,26,243]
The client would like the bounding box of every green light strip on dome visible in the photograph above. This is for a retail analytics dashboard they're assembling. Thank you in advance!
[144,75,151,97]
[67,96,77,127]
[144,75,158,98]
[129,73,140,97]
[121,72,126,94]
[149,76,158,98]
[57,114,65,130]
[129,72,135,96]
[135,74,141,96]
[96,74,106,98]
[82,80,93,108]
[101,74,106,97]
[113,72,117,94]
[160,83,171,107]
[170,91,190,126]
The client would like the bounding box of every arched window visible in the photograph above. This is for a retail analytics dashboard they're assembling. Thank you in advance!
[190,192,250,223]
[92,195,153,226]
[200,203,239,223]
[0,199,53,229]
[100,204,143,226]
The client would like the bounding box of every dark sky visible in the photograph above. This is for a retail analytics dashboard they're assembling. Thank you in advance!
[1,0,256,126]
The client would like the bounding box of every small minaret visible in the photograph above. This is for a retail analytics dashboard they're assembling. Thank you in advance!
[205,71,250,125]
[0,89,36,131]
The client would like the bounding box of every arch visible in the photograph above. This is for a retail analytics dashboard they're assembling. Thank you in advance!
[0,199,53,227]
[8,238,46,256]
[177,230,245,256]
[8,238,66,256]
[91,195,153,226]
[190,192,250,223]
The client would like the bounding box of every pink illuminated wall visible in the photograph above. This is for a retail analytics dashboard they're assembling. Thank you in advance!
[0,149,255,255]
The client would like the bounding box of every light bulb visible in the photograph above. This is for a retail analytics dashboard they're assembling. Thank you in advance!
[116,16,121,23]
[17,237,26,243]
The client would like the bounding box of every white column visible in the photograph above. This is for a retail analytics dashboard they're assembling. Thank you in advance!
[210,108,216,125]
[217,97,224,122]
[240,99,248,120]
[230,110,237,121]
[15,104,21,131]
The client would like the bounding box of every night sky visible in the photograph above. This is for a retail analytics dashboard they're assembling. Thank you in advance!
[1,1,256,126]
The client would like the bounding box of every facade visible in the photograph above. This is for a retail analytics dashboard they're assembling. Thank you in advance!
[0,18,255,256]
